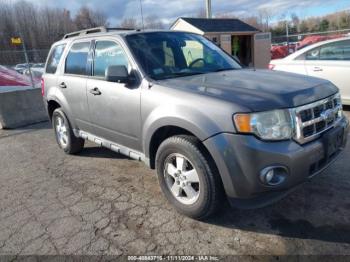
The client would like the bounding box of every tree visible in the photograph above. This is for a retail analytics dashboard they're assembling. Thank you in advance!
[257,8,274,32]
[119,18,138,29]
[291,13,300,32]
[242,16,261,31]
[319,19,330,31]
[144,15,164,29]
[91,10,109,28]
[74,6,108,30]
[299,20,309,33]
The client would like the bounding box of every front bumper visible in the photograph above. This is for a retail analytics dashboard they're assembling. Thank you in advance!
[203,117,349,209]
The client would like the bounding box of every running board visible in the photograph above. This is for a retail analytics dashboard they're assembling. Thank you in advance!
[77,130,144,162]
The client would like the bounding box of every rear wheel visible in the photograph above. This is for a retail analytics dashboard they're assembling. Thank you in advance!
[156,135,223,219]
[52,108,84,154]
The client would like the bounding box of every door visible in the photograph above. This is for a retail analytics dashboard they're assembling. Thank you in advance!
[57,41,93,132]
[232,35,252,67]
[44,43,66,97]
[304,40,350,103]
[87,40,141,151]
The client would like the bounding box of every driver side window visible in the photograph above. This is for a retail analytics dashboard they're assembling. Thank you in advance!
[93,41,129,77]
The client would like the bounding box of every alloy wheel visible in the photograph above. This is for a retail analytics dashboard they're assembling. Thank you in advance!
[163,153,200,205]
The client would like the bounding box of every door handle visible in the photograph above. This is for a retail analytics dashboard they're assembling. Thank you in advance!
[313,67,323,72]
[59,82,67,88]
[89,87,102,96]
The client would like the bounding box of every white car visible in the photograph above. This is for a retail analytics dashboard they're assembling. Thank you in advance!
[23,67,44,77]
[270,37,350,105]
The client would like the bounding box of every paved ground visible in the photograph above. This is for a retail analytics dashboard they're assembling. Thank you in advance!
[0,111,349,256]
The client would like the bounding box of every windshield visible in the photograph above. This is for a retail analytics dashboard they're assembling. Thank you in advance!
[125,32,241,80]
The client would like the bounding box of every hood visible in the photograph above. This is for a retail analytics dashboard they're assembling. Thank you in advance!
[158,69,338,112]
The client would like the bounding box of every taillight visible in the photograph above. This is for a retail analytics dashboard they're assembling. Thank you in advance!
[41,78,45,96]
[268,64,275,70]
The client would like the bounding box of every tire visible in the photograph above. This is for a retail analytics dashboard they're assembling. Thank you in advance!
[155,135,223,219]
[52,108,84,154]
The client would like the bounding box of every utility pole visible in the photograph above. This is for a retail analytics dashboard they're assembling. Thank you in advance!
[20,32,35,89]
[139,0,145,30]
[286,21,290,55]
[206,0,212,18]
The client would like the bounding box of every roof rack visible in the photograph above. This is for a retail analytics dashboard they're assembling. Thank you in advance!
[62,26,135,39]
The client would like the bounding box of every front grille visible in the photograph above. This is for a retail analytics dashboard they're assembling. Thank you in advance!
[294,93,343,144]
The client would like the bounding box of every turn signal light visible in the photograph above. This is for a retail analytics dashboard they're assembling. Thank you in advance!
[233,114,252,133]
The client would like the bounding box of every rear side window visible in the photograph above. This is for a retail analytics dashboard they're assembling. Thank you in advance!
[93,41,129,77]
[46,44,66,74]
[65,42,90,75]
[320,40,350,60]
[305,40,350,61]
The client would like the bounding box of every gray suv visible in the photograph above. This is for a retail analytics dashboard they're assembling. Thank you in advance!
[42,27,349,219]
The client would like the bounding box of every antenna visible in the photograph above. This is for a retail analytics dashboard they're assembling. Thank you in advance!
[139,0,145,30]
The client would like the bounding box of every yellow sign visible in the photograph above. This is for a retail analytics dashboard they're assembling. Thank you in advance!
[11,37,22,45]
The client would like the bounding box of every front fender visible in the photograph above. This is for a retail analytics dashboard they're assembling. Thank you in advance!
[142,104,222,158]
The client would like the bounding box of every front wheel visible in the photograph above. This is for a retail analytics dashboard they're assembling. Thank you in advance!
[52,108,84,154]
[155,135,223,219]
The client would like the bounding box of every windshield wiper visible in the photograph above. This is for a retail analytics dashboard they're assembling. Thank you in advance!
[170,71,205,77]
[214,68,236,72]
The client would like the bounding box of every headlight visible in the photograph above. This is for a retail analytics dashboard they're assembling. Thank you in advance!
[233,110,294,141]
[335,93,344,118]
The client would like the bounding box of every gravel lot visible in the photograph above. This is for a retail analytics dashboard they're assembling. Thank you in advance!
[0,111,349,256]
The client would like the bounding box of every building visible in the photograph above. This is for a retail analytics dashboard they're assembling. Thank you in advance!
[171,17,271,68]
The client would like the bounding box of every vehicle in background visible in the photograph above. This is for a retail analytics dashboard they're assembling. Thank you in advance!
[32,63,45,68]
[23,67,44,81]
[271,34,346,59]
[297,35,345,50]
[269,37,350,105]
[13,63,44,74]
[14,63,30,74]
[0,65,33,87]
[271,44,296,59]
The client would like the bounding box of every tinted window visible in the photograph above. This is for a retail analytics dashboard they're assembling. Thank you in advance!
[305,40,350,61]
[320,40,350,60]
[46,44,66,74]
[93,41,129,77]
[65,42,90,75]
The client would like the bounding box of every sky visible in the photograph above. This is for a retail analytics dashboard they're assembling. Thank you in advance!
[10,0,350,27]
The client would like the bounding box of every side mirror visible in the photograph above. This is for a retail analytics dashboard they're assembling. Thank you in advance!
[105,65,129,83]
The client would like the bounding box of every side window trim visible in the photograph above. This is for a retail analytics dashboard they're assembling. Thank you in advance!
[86,40,95,77]
[64,40,93,77]
[91,39,131,80]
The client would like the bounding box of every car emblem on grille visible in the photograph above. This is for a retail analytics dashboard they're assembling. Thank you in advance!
[321,109,334,122]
